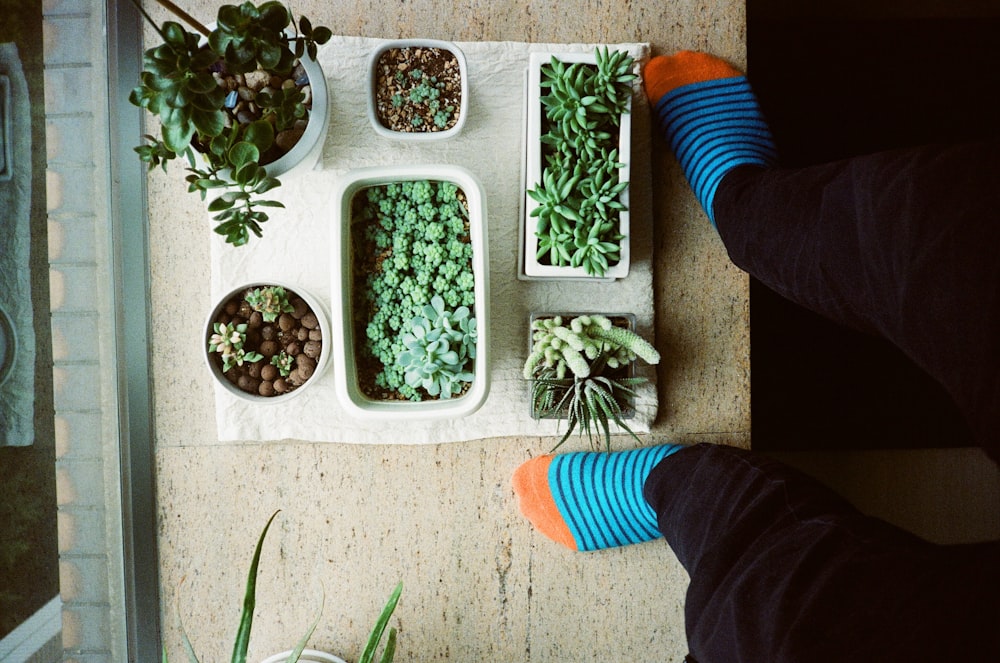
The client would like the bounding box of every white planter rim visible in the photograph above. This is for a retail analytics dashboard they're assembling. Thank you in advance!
[260,649,348,663]
[522,50,632,281]
[366,39,469,141]
[330,164,491,420]
[205,280,331,404]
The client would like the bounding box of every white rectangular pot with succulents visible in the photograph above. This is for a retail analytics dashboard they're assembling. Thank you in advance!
[522,48,636,280]
[330,164,490,421]
[367,39,468,140]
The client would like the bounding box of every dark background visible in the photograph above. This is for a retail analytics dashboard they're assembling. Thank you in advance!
[745,2,1000,451]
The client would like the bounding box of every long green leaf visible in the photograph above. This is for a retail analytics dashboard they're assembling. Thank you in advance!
[232,510,281,663]
[283,585,325,663]
[359,582,403,663]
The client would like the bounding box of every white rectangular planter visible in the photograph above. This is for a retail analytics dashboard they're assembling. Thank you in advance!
[522,51,632,281]
[330,164,490,421]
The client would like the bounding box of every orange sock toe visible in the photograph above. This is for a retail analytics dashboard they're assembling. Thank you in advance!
[511,455,578,550]
[643,51,744,106]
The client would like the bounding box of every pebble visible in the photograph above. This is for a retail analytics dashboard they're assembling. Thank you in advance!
[224,90,239,108]
[275,128,305,152]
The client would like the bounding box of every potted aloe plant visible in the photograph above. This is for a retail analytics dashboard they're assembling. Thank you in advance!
[166,510,403,663]
[524,313,659,452]
[130,0,332,246]
[522,47,637,279]
[330,165,490,421]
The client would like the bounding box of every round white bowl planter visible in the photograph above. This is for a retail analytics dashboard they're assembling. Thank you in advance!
[260,650,347,663]
[330,164,490,421]
[204,281,331,403]
[366,39,469,141]
[198,25,330,179]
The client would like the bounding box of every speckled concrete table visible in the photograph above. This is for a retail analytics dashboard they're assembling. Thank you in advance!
[146,1,748,661]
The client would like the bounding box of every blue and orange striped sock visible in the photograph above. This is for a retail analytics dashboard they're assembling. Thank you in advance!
[512,444,685,552]
[644,51,777,224]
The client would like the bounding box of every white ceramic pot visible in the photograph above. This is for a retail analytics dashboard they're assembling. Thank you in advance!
[366,39,469,141]
[260,650,347,663]
[330,164,490,420]
[521,50,632,281]
[204,281,331,403]
[197,25,330,178]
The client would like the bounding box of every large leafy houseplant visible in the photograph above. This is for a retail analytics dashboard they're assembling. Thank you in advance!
[165,510,403,663]
[524,314,659,452]
[130,0,332,246]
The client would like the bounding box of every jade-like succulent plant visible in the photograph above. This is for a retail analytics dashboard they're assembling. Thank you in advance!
[245,285,294,322]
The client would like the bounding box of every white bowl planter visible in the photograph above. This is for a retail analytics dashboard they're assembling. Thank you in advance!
[522,50,632,280]
[260,650,347,663]
[205,281,331,403]
[366,39,469,141]
[330,164,490,421]
[263,49,330,178]
[197,25,330,179]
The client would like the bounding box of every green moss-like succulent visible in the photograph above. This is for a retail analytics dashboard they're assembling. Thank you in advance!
[351,180,475,399]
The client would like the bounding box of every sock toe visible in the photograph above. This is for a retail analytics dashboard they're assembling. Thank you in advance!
[512,455,579,550]
[643,51,744,106]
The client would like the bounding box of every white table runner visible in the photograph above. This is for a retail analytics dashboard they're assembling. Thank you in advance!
[211,37,656,444]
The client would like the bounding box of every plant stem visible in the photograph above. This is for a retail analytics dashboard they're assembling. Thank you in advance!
[152,0,211,37]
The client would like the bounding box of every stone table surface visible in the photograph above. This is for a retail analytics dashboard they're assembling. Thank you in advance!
[145,1,748,661]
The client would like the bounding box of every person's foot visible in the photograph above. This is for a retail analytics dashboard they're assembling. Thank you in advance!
[644,51,777,224]
[511,444,684,551]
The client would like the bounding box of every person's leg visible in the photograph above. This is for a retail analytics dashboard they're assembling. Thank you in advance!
[512,443,1000,662]
[645,443,1000,663]
[644,52,1000,461]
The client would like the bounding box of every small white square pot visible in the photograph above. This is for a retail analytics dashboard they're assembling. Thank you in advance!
[366,39,469,140]
[260,651,347,663]
[330,164,490,420]
[204,281,331,403]
[522,51,632,280]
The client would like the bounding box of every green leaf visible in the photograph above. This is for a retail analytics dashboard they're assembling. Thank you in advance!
[311,26,332,44]
[208,196,236,212]
[192,108,226,137]
[242,120,275,152]
[359,582,403,663]
[162,21,189,47]
[228,142,260,172]
[230,510,281,663]
[161,120,196,155]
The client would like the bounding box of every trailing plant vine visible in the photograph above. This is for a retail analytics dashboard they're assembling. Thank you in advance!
[527,47,637,277]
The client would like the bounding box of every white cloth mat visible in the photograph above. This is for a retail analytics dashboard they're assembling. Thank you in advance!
[211,37,655,444]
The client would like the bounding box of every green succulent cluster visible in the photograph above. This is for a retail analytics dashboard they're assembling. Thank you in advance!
[396,296,477,399]
[523,314,659,380]
[245,285,294,322]
[352,180,475,398]
[390,68,456,129]
[527,47,637,276]
[270,350,294,377]
[208,321,264,372]
[524,314,660,452]
[129,1,332,247]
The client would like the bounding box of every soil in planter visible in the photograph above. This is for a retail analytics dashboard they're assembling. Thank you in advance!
[201,61,314,165]
[208,287,322,397]
[374,47,462,133]
[349,180,475,401]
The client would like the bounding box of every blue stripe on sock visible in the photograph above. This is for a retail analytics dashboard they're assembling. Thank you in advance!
[654,76,776,224]
[548,444,684,551]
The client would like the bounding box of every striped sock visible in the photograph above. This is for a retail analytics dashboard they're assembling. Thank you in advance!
[512,444,685,552]
[644,51,777,224]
